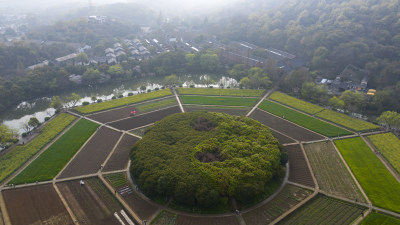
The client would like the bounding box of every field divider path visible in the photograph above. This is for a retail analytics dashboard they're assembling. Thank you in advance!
[128,123,154,133]
[0,192,10,225]
[319,190,369,208]
[54,124,100,180]
[286,181,315,192]
[55,173,98,183]
[361,136,400,183]
[52,182,79,225]
[182,104,251,108]
[269,127,299,143]
[372,206,400,219]
[0,118,80,188]
[101,133,126,173]
[125,132,142,139]
[246,88,274,117]
[1,180,53,190]
[300,143,319,190]
[172,88,185,113]
[101,169,127,176]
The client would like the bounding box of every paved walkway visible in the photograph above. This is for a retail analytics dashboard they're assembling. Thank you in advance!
[172,88,185,113]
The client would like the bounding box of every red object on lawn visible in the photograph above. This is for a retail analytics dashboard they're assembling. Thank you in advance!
[130,110,136,115]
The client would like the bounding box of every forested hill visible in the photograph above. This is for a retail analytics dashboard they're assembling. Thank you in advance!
[210,0,400,89]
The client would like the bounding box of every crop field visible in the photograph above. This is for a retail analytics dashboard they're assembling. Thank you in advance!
[175,215,241,225]
[269,92,324,114]
[136,97,177,112]
[184,105,249,116]
[130,125,152,137]
[259,100,352,137]
[242,184,313,225]
[0,113,76,183]
[75,89,172,114]
[249,109,324,142]
[335,137,400,213]
[3,184,72,225]
[57,178,129,225]
[58,127,121,179]
[151,211,177,225]
[277,195,365,225]
[286,145,315,187]
[304,142,365,201]
[10,119,99,184]
[367,132,400,174]
[104,173,127,188]
[271,131,296,144]
[103,134,139,172]
[180,95,258,107]
[108,106,181,131]
[361,212,400,225]
[316,109,379,132]
[177,87,264,96]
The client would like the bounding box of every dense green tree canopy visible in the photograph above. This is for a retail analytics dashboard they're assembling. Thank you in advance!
[130,112,283,207]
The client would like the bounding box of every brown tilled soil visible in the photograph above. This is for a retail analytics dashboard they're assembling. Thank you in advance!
[103,135,139,172]
[58,127,122,179]
[175,215,241,225]
[3,184,73,225]
[249,109,324,142]
[271,131,297,144]
[120,187,159,221]
[184,106,249,116]
[108,106,181,131]
[286,145,315,187]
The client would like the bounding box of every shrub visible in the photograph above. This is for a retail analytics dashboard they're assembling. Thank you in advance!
[179,84,183,87]
[147,89,151,92]
[82,101,90,106]
[112,96,116,99]
[155,87,160,91]
[118,94,124,98]
[97,99,103,102]
[161,86,165,89]
[209,86,214,88]
[128,92,134,96]
[22,132,27,137]
[44,117,50,121]
[190,84,195,88]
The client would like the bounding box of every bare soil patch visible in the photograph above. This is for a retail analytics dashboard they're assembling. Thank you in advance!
[174,215,241,225]
[184,106,249,116]
[271,131,297,144]
[286,145,315,187]
[103,135,139,172]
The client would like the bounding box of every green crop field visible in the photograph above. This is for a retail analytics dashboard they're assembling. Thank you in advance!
[136,98,177,112]
[277,195,365,225]
[104,173,128,188]
[361,212,400,225]
[259,101,352,137]
[180,95,258,106]
[177,88,264,96]
[316,109,379,132]
[0,113,76,183]
[75,89,172,114]
[269,92,324,114]
[367,133,400,174]
[151,210,177,225]
[10,119,99,184]
[335,137,400,213]
[304,142,365,201]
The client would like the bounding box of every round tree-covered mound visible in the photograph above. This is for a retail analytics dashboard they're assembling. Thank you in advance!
[130,111,285,208]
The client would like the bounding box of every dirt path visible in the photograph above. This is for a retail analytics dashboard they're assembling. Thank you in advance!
[246,88,274,117]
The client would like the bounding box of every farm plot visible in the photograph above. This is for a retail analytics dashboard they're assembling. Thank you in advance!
[367,132,400,174]
[184,105,250,116]
[177,87,264,96]
[277,195,365,225]
[57,178,130,225]
[361,212,400,225]
[3,184,72,225]
[109,106,181,131]
[10,119,99,184]
[151,210,177,225]
[58,127,121,179]
[0,113,76,183]
[269,91,324,114]
[316,109,379,132]
[286,145,315,187]
[180,95,258,107]
[304,142,365,201]
[75,88,172,114]
[103,134,139,172]
[175,215,240,225]
[335,137,400,213]
[271,131,296,144]
[88,97,177,123]
[259,100,352,137]
[249,109,324,142]
[242,184,313,225]
[104,173,159,220]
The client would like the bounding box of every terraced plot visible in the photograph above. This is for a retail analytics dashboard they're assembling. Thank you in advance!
[10,119,99,184]
[180,95,258,107]
[367,132,400,174]
[103,134,139,172]
[177,87,264,96]
[277,195,365,225]
[269,91,324,114]
[184,105,249,116]
[335,137,400,213]
[361,212,400,225]
[286,145,314,187]
[316,109,379,132]
[175,215,240,225]
[242,184,313,225]
[304,141,365,201]
[259,100,352,137]
[249,109,324,142]
[58,127,121,179]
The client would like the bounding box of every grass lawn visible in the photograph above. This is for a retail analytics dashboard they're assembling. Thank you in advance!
[269,91,324,114]
[177,88,264,97]
[0,113,76,183]
[75,89,172,114]
[316,109,379,132]
[367,133,400,175]
[9,119,99,184]
[136,98,177,112]
[335,137,400,213]
[180,95,258,107]
[259,100,352,137]
[361,212,400,225]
